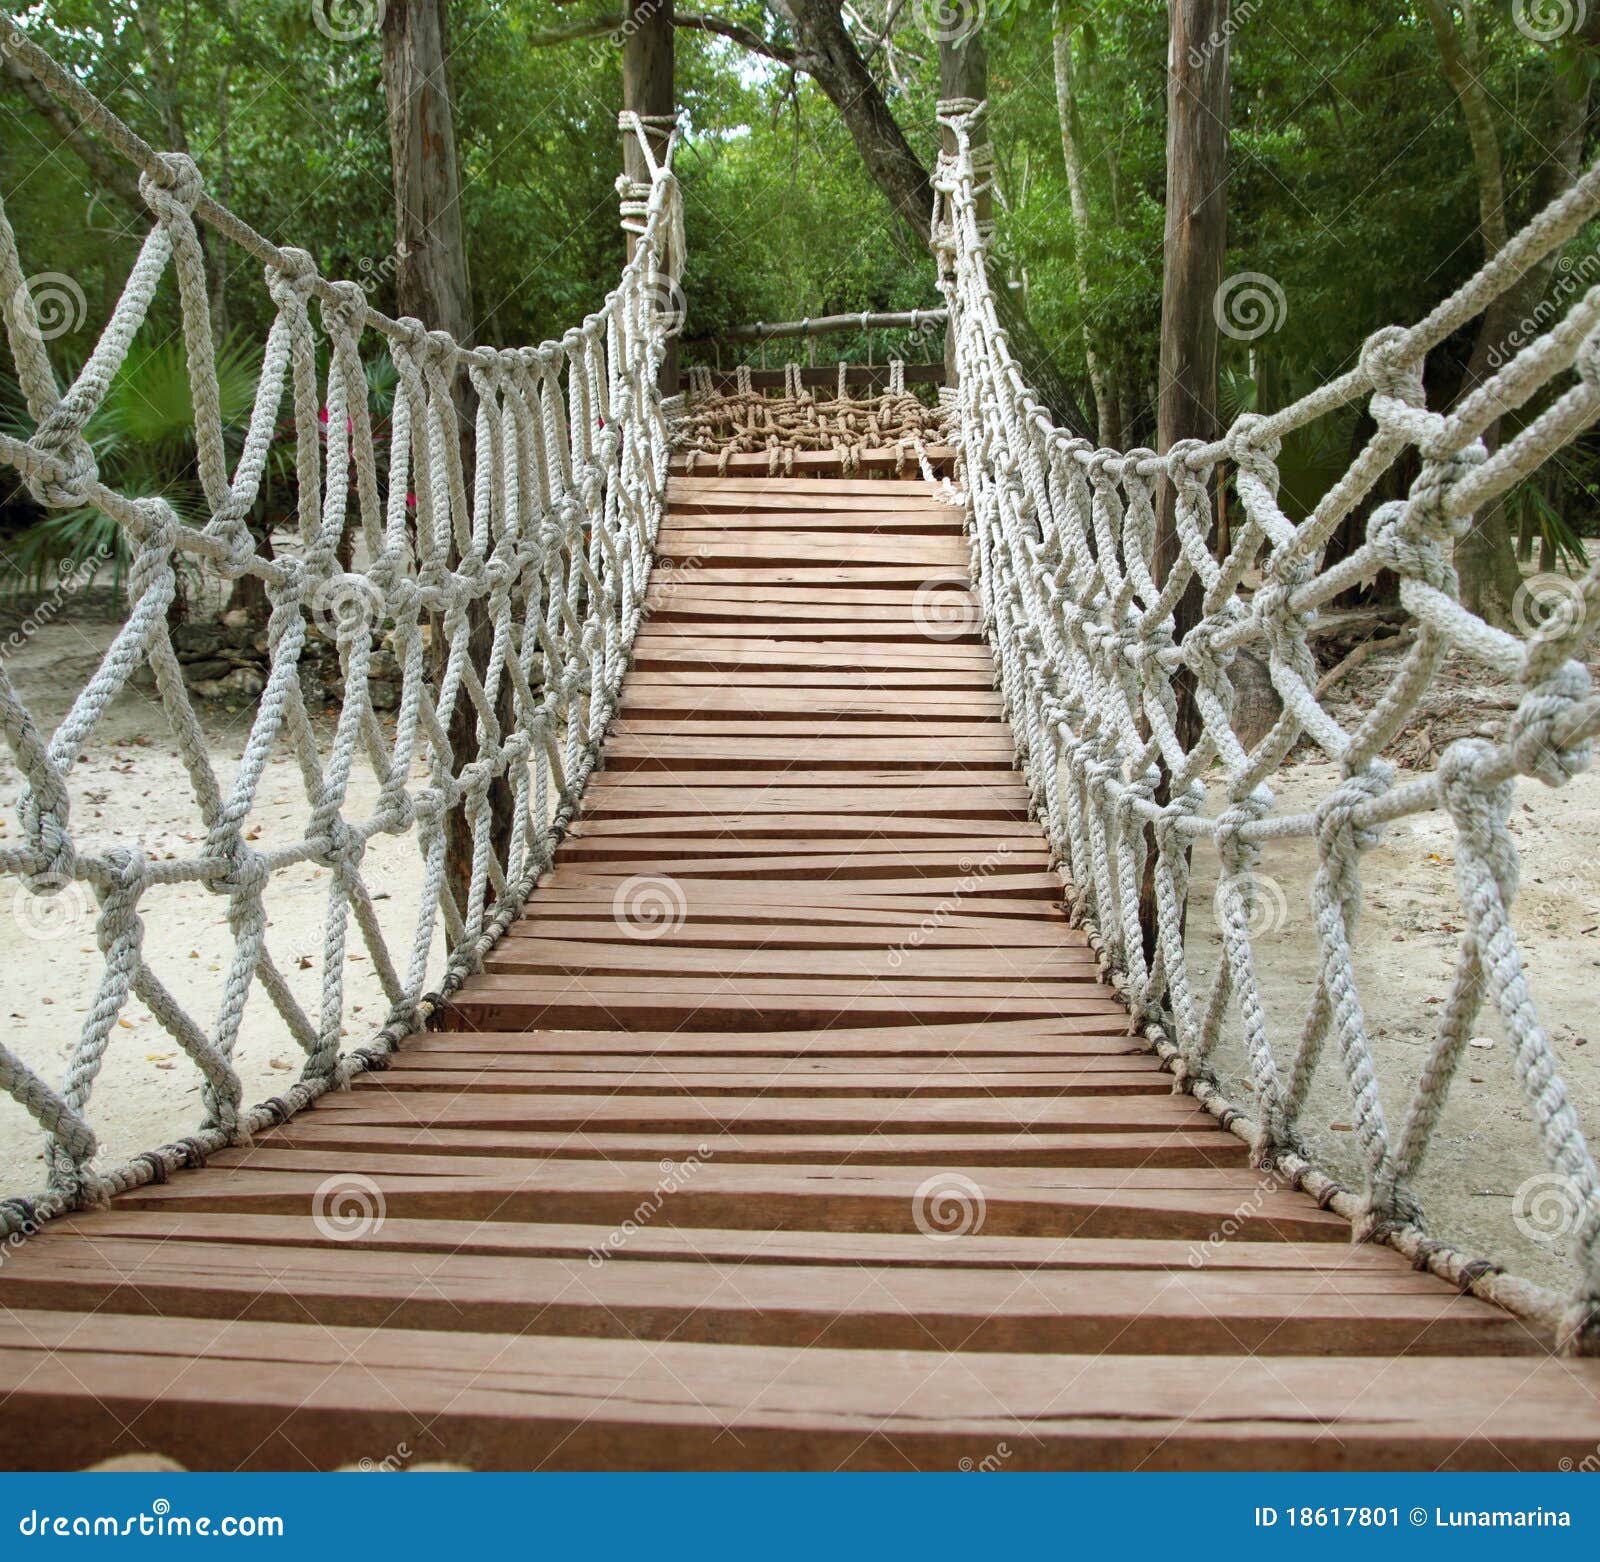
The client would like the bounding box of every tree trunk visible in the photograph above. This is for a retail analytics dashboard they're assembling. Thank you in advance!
[622,0,679,393]
[772,0,1092,434]
[1154,0,1228,619]
[382,0,512,923]
[1052,7,1116,446]
[1142,0,1231,960]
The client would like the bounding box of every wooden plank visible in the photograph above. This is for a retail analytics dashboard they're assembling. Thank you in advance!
[0,471,1565,1473]
[36,1213,1416,1274]
[310,1091,1200,1134]
[5,1319,1595,1471]
[2,1244,1531,1357]
[481,942,1094,979]
[671,445,956,476]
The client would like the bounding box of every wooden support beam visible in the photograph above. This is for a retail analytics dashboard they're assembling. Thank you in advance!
[622,0,678,394]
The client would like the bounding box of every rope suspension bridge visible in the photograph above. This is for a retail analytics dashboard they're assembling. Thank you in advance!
[1,21,1599,1469]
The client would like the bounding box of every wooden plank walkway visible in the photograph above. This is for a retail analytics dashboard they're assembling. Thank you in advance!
[3,472,1599,1470]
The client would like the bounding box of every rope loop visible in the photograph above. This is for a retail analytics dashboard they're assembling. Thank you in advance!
[137,150,203,219]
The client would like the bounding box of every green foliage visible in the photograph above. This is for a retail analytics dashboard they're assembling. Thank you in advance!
[4,0,1600,565]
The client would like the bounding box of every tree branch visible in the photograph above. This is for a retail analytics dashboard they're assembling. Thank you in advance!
[1,55,144,211]
[525,10,795,65]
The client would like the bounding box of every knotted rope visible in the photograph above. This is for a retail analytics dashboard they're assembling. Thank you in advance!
[0,22,683,1234]
[935,95,1600,1352]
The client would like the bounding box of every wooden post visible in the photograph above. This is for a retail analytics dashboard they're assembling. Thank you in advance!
[382,0,513,923]
[622,0,678,394]
[937,31,991,389]
[1155,0,1230,595]
[1142,0,1230,959]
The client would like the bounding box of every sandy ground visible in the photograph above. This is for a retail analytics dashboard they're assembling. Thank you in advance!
[0,595,435,1196]
[0,595,1596,1303]
[1184,753,1600,1295]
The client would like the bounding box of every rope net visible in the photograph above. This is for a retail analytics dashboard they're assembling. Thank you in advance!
[0,24,683,1235]
[676,360,949,476]
[935,97,1600,1350]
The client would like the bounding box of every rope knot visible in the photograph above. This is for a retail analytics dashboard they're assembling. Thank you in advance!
[267,247,318,305]
[1224,412,1281,474]
[1407,440,1487,539]
[22,419,98,510]
[1165,437,1208,483]
[1358,324,1424,405]
[1575,320,1600,394]
[138,151,203,219]
[1314,762,1394,861]
[1507,660,1594,786]
[319,280,367,341]
[420,329,458,375]
[1364,499,1452,591]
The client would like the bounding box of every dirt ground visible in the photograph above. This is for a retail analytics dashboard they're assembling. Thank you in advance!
[0,597,1595,1301]
[1179,633,1600,1295]
[0,594,435,1196]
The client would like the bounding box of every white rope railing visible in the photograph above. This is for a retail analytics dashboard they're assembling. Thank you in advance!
[0,23,683,1234]
[934,96,1600,1351]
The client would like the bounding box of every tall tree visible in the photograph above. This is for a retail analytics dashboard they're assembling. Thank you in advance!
[1053,3,1116,445]
[1420,0,1595,626]
[1155,0,1229,600]
[381,0,509,920]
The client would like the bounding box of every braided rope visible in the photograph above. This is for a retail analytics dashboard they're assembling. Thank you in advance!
[935,96,1600,1352]
[676,361,949,480]
[0,28,683,1233]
